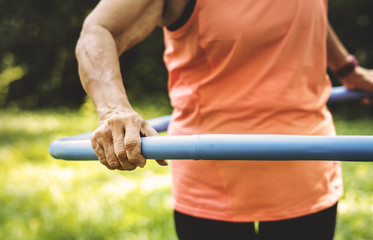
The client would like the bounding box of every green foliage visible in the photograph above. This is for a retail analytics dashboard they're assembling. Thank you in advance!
[120,29,169,103]
[0,0,98,108]
[329,0,373,67]
[0,0,168,109]
[0,53,27,105]
[1,0,372,109]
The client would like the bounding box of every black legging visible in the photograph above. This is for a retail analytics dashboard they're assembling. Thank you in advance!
[174,203,338,240]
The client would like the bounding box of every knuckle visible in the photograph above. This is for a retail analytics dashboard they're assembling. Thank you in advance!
[125,138,140,150]
[91,140,100,150]
[94,125,112,140]
[101,126,112,138]
[91,139,101,152]
[115,148,126,160]
[120,161,137,171]
[107,159,120,169]
[126,112,139,120]
[142,125,158,137]
[127,155,145,167]
[126,165,137,171]
[107,116,120,126]
[91,131,100,142]
[125,113,143,126]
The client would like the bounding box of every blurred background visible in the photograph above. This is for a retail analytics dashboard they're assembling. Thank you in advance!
[1,0,373,239]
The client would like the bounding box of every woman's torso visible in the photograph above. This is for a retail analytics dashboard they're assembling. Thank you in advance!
[162,0,343,222]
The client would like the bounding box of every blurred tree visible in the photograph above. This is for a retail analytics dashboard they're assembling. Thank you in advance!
[0,0,167,109]
[0,0,96,108]
[0,0,372,109]
[119,29,168,105]
[329,0,373,66]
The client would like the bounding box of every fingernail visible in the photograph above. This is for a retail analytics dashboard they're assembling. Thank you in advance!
[138,162,146,168]
[159,160,168,166]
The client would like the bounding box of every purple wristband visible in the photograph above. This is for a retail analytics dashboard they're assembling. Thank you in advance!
[334,55,358,78]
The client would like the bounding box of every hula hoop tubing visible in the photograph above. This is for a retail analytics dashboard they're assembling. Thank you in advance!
[49,86,373,161]
[329,86,373,102]
[146,115,171,133]
[49,134,373,161]
[48,113,172,160]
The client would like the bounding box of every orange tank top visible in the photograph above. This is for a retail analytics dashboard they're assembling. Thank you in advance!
[163,0,343,221]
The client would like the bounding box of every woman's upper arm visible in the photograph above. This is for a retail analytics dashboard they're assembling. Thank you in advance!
[81,0,165,54]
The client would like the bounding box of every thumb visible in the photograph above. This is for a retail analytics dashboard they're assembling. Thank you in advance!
[156,159,168,166]
[141,125,168,166]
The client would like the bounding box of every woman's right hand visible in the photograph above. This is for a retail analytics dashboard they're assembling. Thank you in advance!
[91,108,168,170]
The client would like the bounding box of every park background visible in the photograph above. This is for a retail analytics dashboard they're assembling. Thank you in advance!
[1,0,373,239]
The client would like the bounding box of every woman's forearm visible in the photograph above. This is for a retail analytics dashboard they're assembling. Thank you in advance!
[75,0,167,121]
[74,0,171,170]
[326,22,351,72]
[76,25,133,121]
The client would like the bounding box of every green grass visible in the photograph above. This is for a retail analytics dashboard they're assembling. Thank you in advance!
[333,114,373,240]
[0,104,373,239]
[0,103,175,240]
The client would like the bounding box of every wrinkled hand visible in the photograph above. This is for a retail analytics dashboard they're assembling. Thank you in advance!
[339,66,373,92]
[91,109,168,170]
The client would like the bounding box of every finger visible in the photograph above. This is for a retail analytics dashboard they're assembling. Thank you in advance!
[124,121,146,168]
[91,137,111,169]
[141,123,159,137]
[99,129,121,169]
[141,124,168,166]
[142,125,168,166]
[110,121,137,170]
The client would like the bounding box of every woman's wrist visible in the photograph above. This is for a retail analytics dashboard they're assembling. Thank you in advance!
[96,102,134,122]
[333,55,359,79]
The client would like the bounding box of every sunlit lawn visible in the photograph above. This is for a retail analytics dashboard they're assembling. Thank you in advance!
[1,103,373,239]
[0,102,175,240]
[333,114,373,240]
